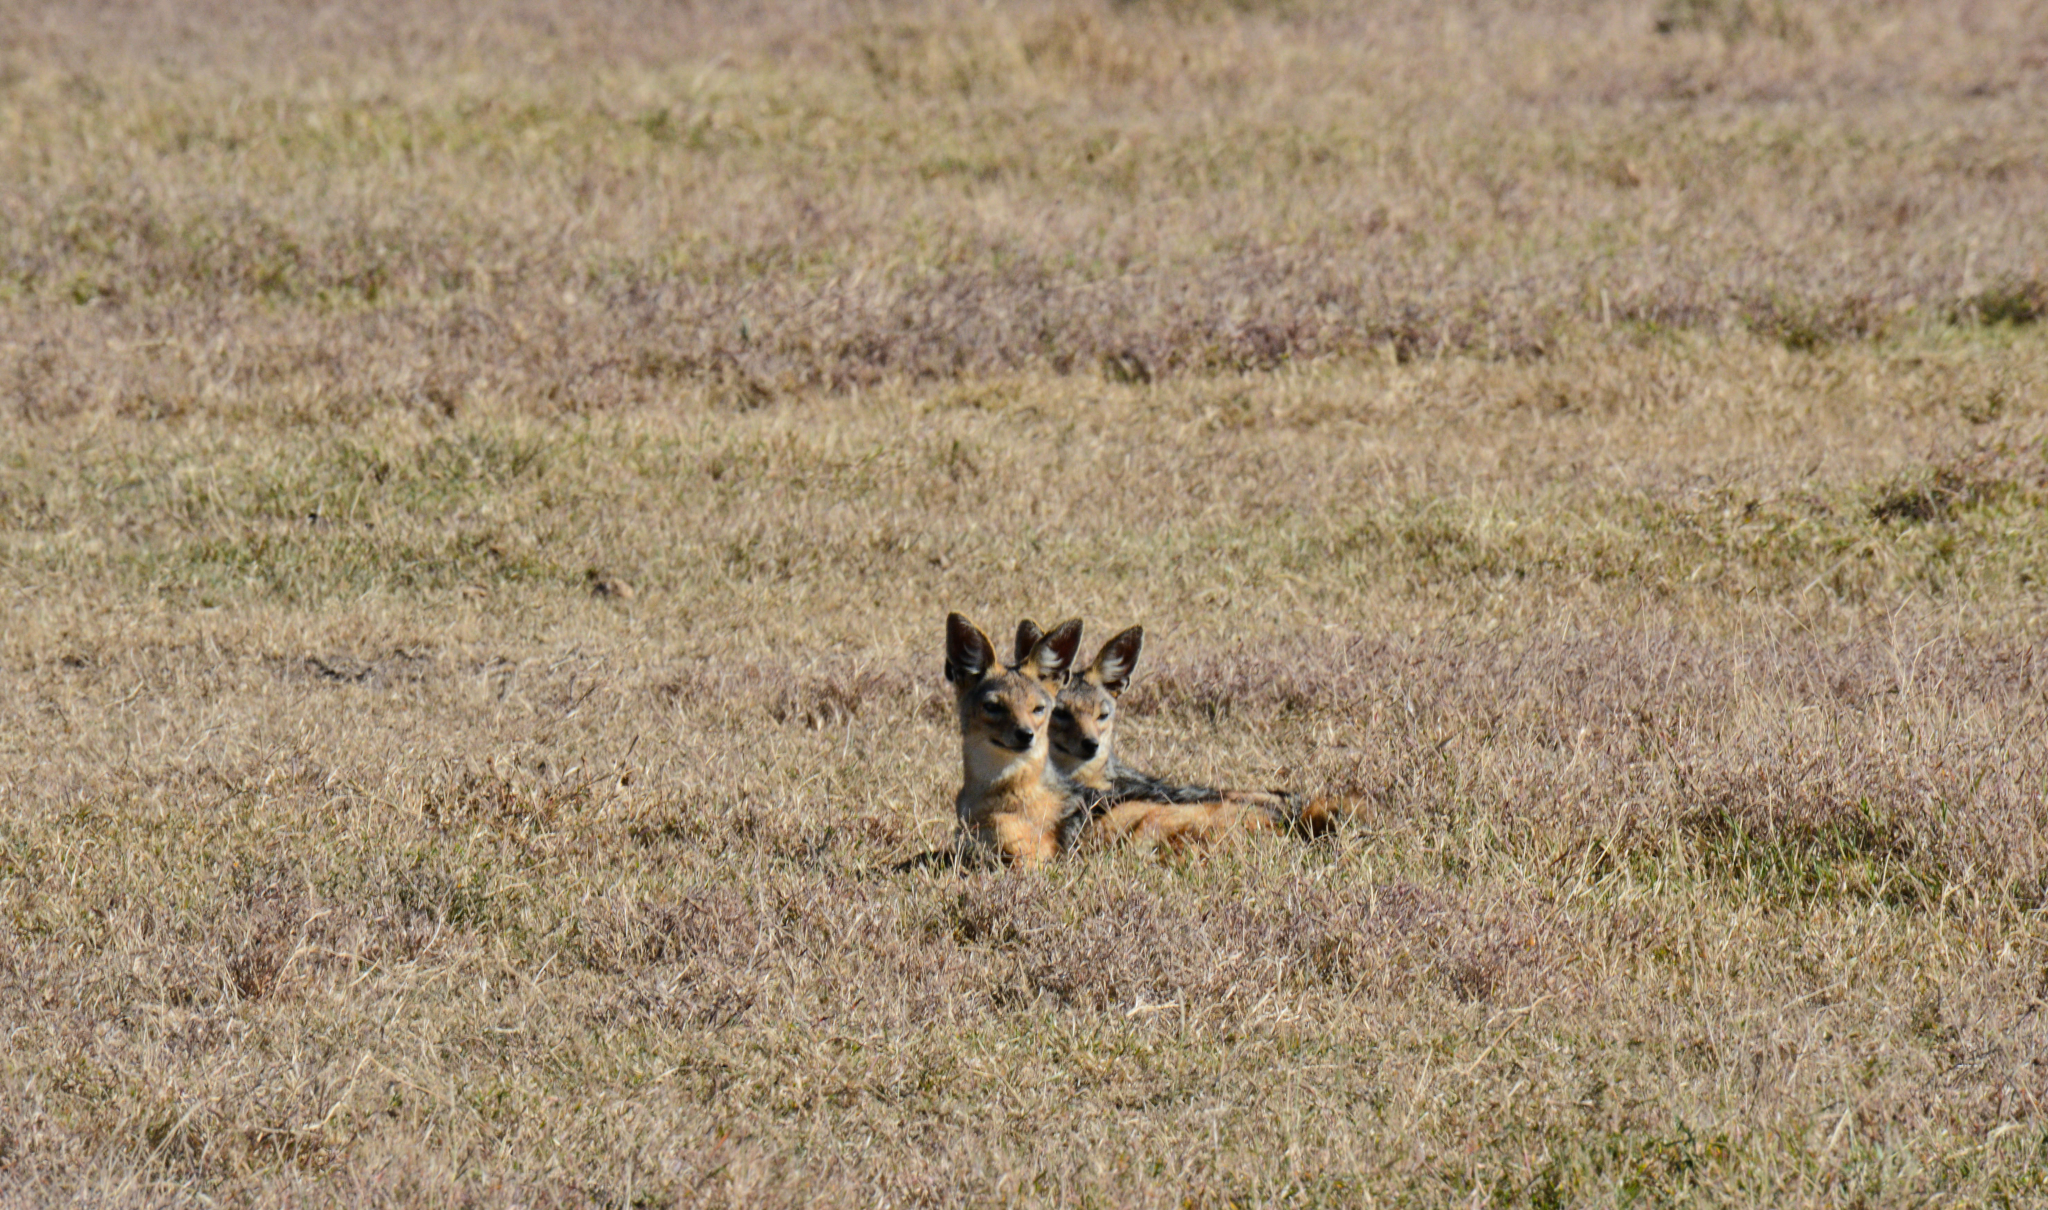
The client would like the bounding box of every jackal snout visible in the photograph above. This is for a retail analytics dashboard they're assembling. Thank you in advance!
[990,719,1038,752]
[1056,731,1100,761]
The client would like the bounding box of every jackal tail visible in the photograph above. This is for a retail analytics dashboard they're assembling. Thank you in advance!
[1216,788,1352,839]
[1282,792,1349,838]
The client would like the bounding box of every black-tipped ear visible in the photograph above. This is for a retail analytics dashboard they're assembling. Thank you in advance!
[945,613,996,685]
[1022,617,1084,685]
[1014,619,1045,667]
[1092,625,1144,696]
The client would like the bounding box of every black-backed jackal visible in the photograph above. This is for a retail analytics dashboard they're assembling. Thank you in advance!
[943,614,1341,866]
[1030,621,1226,804]
[944,612,1091,869]
[1034,621,1344,847]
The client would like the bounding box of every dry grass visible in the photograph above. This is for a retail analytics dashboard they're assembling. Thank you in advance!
[4,1,2048,1206]
[5,0,2047,416]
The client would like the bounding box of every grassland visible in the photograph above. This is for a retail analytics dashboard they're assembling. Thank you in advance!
[3,1,2048,1205]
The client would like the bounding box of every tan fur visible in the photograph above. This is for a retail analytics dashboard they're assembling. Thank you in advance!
[1081,797,1288,856]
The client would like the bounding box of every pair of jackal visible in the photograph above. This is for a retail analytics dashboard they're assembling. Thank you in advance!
[939,612,1342,867]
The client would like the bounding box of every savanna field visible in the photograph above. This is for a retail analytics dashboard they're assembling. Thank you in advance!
[3,0,2048,1204]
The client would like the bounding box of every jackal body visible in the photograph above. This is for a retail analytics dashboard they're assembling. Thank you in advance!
[1038,623,1231,805]
[1042,623,1335,847]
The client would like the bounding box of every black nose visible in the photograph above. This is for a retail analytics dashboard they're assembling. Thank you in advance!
[1007,727,1035,750]
[1071,738,1099,760]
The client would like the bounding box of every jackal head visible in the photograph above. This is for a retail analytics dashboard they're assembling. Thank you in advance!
[1048,624,1142,788]
[945,613,1083,784]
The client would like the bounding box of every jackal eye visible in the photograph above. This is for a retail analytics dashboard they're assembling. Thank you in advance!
[979,698,1006,716]
[1099,703,1114,720]
[1031,702,1047,718]
[1051,706,1073,724]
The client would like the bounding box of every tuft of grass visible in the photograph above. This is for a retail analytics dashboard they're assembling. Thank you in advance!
[1654,0,1811,41]
[1869,441,2046,525]
[1953,278,2048,329]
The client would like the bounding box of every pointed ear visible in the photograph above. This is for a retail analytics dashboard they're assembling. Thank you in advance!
[1013,619,1044,667]
[1091,625,1144,696]
[1022,617,1084,685]
[945,613,996,685]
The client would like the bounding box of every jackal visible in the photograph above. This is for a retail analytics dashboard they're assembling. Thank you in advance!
[1032,621,1229,804]
[1034,621,1344,846]
[944,612,1093,868]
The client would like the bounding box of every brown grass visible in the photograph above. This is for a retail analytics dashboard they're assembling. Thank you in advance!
[4,1,2048,1206]
[6,0,2048,417]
